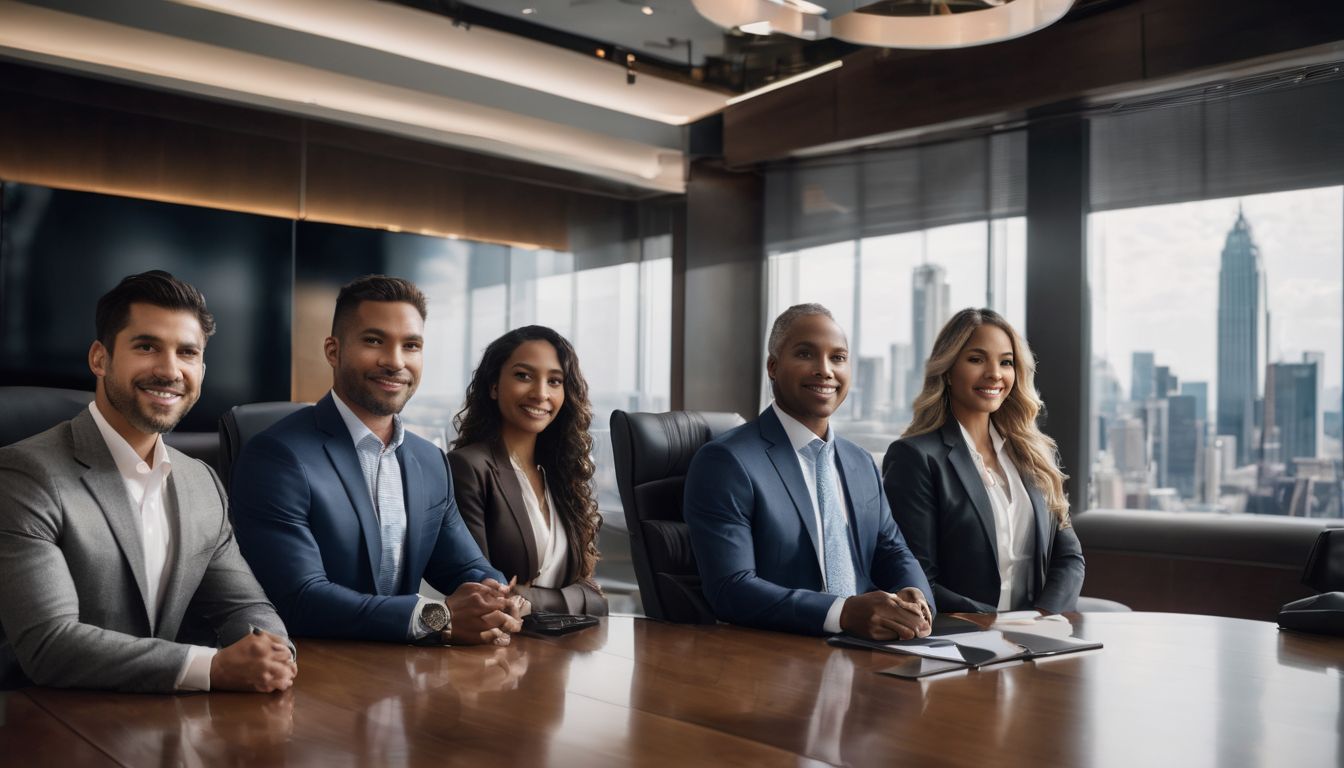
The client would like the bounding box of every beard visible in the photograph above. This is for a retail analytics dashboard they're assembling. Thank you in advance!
[103,371,196,434]
[336,364,416,417]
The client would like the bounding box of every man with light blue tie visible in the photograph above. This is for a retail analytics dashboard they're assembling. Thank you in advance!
[684,304,934,638]
[231,276,523,646]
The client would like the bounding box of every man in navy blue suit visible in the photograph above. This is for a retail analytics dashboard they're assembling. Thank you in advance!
[684,303,934,638]
[231,276,522,645]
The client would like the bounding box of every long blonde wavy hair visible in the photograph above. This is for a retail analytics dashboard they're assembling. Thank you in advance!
[903,308,1070,522]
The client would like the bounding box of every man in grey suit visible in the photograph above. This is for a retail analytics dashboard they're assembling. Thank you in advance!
[0,271,296,693]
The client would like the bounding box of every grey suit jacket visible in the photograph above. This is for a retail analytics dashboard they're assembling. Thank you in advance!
[0,410,289,692]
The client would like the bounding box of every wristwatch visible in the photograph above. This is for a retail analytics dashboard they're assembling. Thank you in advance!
[420,601,451,636]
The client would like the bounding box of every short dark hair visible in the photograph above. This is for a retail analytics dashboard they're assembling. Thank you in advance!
[95,270,216,351]
[331,275,428,336]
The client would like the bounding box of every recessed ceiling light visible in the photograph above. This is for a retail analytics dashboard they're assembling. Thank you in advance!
[521,7,535,14]
[641,5,654,15]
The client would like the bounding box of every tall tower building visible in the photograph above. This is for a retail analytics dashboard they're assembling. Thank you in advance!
[1166,395,1200,498]
[1270,361,1318,466]
[910,263,950,400]
[1108,416,1148,477]
[1216,208,1263,465]
[889,342,913,417]
[1131,351,1155,402]
[1181,381,1210,425]
[1155,366,1179,399]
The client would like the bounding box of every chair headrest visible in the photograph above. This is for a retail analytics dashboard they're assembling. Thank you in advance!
[0,386,94,447]
[614,410,744,487]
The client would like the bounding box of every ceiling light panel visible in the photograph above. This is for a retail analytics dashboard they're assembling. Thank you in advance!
[170,0,728,125]
[0,2,685,192]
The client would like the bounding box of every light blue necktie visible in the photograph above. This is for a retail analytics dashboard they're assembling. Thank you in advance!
[357,433,406,596]
[804,438,857,597]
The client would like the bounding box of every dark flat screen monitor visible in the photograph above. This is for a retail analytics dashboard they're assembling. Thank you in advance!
[0,183,293,431]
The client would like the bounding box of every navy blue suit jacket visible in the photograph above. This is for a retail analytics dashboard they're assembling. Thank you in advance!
[684,407,933,635]
[230,394,503,641]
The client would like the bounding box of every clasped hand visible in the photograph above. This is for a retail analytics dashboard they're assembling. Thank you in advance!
[839,587,932,641]
[211,629,296,693]
[442,578,531,646]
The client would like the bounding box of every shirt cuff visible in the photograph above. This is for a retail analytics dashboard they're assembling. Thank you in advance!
[408,594,441,640]
[823,596,846,634]
[175,646,217,692]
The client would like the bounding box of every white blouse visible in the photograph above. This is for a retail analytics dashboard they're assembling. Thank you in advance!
[508,456,570,589]
[957,421,1034,611]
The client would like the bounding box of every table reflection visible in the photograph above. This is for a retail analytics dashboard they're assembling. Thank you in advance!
[13,616,1344,767]
[165,689,294,766]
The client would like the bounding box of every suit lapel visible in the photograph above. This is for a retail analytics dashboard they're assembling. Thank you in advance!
[157,466,208,636]
[71,412,153,629]
[759,408,821,561]
[488,442,540,579]
[1026,478,1051,597]
[317,397,385,587]
[941,420,1000,569]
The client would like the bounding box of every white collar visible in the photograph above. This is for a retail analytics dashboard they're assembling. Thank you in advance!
[87,400,171,479]
[956,418,1006,457]
[771,401,834,453]
[330,390,404,450]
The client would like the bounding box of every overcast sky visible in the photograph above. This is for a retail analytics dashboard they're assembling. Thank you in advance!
[1090,186,1343,405]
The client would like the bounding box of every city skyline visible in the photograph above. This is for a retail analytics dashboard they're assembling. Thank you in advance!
[1091,187,1343,398]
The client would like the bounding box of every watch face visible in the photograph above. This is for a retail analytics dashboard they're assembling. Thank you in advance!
[421,603,449,632]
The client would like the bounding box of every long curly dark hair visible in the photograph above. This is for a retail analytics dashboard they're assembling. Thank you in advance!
[451,326,601,580]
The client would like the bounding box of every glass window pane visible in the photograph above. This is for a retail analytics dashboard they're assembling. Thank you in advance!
[765,219,1025,458]
[1088,187,1343,515]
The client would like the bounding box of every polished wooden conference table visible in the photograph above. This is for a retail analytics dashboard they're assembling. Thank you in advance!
[3,612,1341,767]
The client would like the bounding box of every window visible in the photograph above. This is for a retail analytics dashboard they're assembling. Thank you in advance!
[1086,75,1344,517]
[295,218,672,599]
[763,134,1026,454]
[1089,188,1342,515]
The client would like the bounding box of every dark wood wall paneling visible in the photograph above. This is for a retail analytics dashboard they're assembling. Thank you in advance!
[0,63,302,217]
[0,60,653,252]
[724,0,1344,165]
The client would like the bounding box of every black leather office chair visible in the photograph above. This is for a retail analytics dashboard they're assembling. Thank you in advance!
[0,386,95,447]
[1,386,226,470]
[217,401,308,489]
[610,409,745,623]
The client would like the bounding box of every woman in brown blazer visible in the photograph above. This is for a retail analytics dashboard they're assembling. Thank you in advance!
[448,326,606,616]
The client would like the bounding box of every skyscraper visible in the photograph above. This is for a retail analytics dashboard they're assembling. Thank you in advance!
[910,263,950,401]
[1180,381,1209,425]
[856,356,886,420]
[1131,351,1155,402]
[1216,208,1263,465]
[1270,361,1318,466]
[889,342,913,417]
[1108,416,1148,478]
[1155,366,1178,399]
[1167,395,1200,497]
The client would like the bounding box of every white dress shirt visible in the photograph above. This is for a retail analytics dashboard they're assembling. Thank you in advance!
[957,420,1033,611]
[508,457,570,589]
[770,402,852,633]
[330,392,443,639]
[87,402,215,690]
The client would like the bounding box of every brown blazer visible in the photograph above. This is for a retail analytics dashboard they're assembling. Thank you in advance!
[447,441,606,616]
